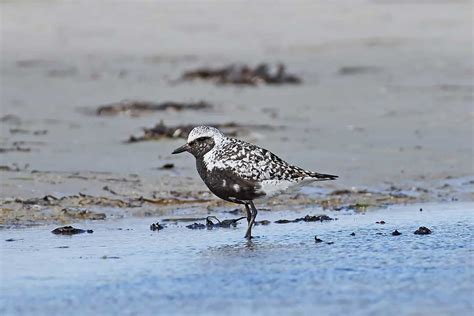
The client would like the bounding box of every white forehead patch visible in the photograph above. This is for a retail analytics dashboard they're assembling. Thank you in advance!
[187,126,225,144]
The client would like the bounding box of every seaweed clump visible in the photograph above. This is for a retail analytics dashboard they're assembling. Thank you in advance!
[51,226,93,235]
[96,100,212,116]
[127,122,246,143]
[182,63,302,86]
[274,214,334,224]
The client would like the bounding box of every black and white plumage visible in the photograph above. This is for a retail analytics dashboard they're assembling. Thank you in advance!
[172,126,337,238]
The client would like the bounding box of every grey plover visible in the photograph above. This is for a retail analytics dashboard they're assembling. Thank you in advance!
[172,126,337,239]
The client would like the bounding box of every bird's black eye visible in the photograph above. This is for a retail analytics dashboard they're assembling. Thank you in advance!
[195,137,208,142]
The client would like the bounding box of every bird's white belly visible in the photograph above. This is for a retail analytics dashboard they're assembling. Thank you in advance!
[256,178,317,200]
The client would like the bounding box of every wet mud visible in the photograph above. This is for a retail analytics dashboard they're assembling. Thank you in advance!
[0,178,471,227]
[0,192,215,227]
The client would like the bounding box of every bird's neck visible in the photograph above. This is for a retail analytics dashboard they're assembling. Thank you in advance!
[195,156,209,181]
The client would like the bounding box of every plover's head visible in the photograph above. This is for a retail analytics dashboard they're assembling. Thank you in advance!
[172,126,225,157]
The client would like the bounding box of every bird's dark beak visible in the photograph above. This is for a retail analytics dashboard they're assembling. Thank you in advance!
[172,143,190,154]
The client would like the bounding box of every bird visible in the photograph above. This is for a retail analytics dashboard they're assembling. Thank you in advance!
[172,126,337,239]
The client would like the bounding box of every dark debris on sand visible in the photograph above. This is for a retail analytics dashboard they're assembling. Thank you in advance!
[186,223,206,230]
[338,66,382,76]
[0,146,31,154]
[10,193,210,209]
[275,214,334,224]
[158,163,175,170]
[0,114,21,125]
[60,208,106,220]
[1,193,219,226]
[182,63,302,86]
[95,100,212,116]
[127,121,272,143]
[162,217,207,223]
[12,194,141,208]
[5,238,23,242]
[9,128,48,135]
[206,216,246,228]
[128,122,233,142]
[51,226,93,235]
[185,216,246,230]
[414,226,432,235]
[0,163,29,172]
[101,255,120,259]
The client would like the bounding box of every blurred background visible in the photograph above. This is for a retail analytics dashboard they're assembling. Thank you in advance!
[1,0,472,197]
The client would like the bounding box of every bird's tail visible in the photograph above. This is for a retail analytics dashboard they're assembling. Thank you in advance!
[308,172,338,181]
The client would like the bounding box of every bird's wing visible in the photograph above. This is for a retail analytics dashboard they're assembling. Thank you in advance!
[212,138,313,181]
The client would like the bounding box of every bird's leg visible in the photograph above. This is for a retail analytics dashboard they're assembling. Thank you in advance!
[244,203,252,225]
[244,201,258,239]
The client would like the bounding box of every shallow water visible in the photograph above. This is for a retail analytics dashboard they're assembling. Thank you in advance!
[1,202,473,315]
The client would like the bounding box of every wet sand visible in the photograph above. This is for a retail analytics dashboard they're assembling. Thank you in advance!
[1,202,473,315]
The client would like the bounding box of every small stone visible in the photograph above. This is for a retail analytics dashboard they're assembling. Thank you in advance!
[376,221,386,224]
[159,163,174,170]
[350,232,356,236]
[51,226,87,235]
[391,230,402,236]
[414,226,432,235]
